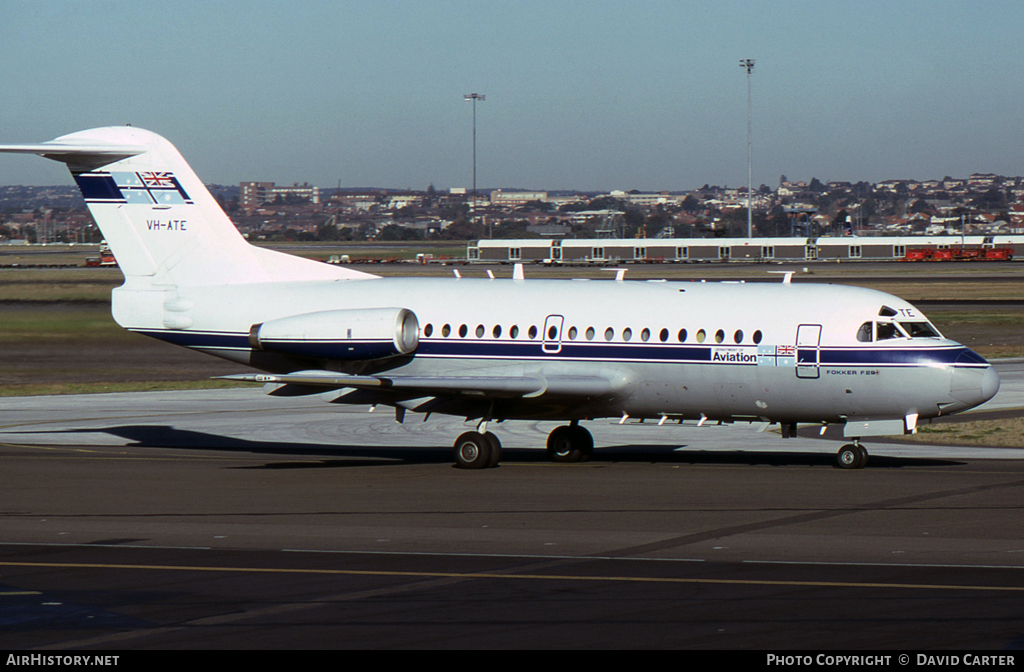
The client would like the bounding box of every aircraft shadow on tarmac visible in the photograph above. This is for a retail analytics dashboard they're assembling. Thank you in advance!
[43,425,965,469]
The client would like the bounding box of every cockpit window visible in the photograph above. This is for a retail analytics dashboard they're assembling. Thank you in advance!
[876,322,902,341]
[856,322,873,342]
[899,321,942,339]
[878,305,898,317]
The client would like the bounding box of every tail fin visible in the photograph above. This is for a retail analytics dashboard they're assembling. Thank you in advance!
[0,126,375,286]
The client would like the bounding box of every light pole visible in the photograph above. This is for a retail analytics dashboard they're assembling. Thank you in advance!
[463,93,485,202]
[739,59,754,238]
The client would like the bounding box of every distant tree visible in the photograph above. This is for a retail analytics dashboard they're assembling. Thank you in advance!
[808,177,825,193]
[378,224,423,241]
[317,221,340,241]
[832,208,850,232]
[680,194,700,212]
[908,199,931,214]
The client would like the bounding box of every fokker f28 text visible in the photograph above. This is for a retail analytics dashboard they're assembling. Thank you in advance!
[0,127,1000,469]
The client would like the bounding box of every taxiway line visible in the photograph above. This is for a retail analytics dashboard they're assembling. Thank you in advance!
[3,560,1023,593]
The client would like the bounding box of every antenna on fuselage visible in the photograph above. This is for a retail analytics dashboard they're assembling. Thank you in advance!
[600,268,627,282]
[512,263,525,280]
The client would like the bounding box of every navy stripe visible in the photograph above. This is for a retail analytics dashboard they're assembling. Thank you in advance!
[134,329,985,368]
[73,173,124,203]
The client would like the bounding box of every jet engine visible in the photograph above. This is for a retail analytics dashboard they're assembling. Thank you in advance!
[249,307,419,361]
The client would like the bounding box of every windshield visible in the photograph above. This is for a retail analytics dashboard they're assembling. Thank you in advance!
[899,321,942,339]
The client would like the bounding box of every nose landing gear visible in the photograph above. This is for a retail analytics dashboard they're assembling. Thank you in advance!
[836,442,868,469]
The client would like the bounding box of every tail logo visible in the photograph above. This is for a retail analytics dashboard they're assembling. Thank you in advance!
[74,171,193,205]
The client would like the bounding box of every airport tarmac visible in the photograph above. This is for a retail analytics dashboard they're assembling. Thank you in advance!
[2,361,1024,649]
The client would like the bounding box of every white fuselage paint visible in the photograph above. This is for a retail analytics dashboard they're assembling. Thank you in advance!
[122,276,998,425]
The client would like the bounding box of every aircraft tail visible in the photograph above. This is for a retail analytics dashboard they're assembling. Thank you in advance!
[0,126,375,287]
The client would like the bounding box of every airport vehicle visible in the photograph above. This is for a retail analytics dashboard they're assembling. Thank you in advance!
[84,241,117,267]
[0,127,1000,469]
[902,246,1013,262]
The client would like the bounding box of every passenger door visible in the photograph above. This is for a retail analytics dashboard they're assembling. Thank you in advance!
[795,324,822,379]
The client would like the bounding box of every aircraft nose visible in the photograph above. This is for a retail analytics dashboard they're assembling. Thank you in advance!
[949,357,1000,411]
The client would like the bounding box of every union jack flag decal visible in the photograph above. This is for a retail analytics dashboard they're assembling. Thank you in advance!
[140,172,177,188]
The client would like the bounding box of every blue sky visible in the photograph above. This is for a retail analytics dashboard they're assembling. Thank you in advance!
[1,1,1022,191]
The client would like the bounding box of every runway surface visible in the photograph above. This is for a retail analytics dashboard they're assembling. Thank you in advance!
[2,361,1024,649]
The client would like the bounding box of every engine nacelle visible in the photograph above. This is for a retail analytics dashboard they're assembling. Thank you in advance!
[249,307,419,361]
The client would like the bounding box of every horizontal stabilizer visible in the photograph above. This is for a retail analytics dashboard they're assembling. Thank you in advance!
[0,142,146,168]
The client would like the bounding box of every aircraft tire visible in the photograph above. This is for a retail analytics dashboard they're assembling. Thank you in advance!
[484,432,503,468]
[836,444,867,469]
[547,425,591,463]
[570,425,593,461]
[454,431,493,470]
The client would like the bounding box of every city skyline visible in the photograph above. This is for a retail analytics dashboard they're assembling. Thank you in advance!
[1,1,1023,191]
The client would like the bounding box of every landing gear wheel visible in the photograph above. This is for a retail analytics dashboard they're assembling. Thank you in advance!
[836,443,868,469]
[454,431,493,470]
[546,425,593,463]
[484,432,502,468]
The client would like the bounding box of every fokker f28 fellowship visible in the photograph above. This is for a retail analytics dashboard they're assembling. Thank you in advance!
[0,127,1000,469]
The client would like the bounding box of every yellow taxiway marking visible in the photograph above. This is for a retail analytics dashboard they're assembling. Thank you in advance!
[1,560,1022,593]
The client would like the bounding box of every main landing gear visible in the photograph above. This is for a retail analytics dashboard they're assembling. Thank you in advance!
[452,422,594,469]
[546,422,593,463]
[453,431,502,469]
[836,442,868,469]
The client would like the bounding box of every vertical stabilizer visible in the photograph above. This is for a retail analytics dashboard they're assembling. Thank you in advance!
[0,126,376,287]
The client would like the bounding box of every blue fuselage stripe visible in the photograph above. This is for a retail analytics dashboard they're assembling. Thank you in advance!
[132,329,984,368]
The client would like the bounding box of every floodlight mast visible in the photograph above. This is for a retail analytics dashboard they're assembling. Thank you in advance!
[463,93,485,200]
[739,59,755,238]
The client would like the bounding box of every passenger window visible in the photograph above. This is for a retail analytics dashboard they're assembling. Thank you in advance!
[424,324,433,337]
[586,327,595,341]
[856,322,872,342]
[677,328,687,343]
[660,328,669,342]
[696,329,706,343]
[641,328,650,342]
[715,329,724,344]
[510,325,519,339]
[492,325,502,338]
[752,330,762,344]
[876,322,901,341]
[528,325,538,339]
[459,324,468,338]
[733,330,743,344]
[622,328,632,341]
[547,325,558,339]
[442,324,451,337]
[568,326,578,340]
[604,327,615,341]
[476,324,485,338]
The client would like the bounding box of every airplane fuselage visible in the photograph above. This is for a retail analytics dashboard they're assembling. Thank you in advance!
[119,276,997,426]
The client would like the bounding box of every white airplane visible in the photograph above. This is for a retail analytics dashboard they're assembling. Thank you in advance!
[0,127,1000,469]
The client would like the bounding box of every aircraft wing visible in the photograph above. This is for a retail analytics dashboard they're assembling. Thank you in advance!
[219,370,624,398]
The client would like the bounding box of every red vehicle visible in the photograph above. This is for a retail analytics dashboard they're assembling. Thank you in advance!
[953,247,981,260]
[902,248,932,261]
[84,243,117,267]
[903,246,1013,262]
[983,247,1013,260]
